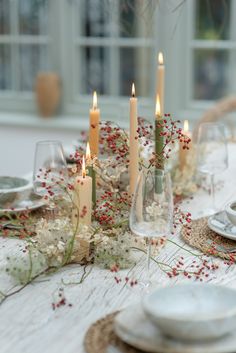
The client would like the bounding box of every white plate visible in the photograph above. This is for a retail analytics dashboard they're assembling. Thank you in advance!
[0,193,45,213]
[114,304,236,353]
[208,211,236,241]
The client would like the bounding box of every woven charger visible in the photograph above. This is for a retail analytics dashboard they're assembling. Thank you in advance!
[84,312,143,353]
[182,217,236,261]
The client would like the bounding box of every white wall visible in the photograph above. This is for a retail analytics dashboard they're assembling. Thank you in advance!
[0,125,80,177]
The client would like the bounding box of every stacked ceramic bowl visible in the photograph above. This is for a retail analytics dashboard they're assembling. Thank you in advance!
[0,176,34,211]
[114,284,236,353]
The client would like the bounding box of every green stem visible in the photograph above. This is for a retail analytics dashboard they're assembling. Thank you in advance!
[61,265,92,285]
[155,118,164,170]
[155,119,164,193]
[87,165,96,206]
[167,239,202,257]
[0,266,56,305]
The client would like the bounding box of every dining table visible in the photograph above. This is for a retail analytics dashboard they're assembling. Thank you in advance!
[1,143,236,353]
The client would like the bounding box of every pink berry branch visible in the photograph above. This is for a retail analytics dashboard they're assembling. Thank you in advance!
[100,121,129,162]
[137,114,191,170]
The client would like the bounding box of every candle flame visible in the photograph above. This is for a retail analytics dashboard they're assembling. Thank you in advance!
[155,94,161,117]
[82,155,86,178]
[183,120,189,133]
[93,91,97,110]
[131,83,135,97]
[86,142,91,161]
[158,52,164,65]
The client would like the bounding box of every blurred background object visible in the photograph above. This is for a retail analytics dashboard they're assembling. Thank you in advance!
[35,73,61,117]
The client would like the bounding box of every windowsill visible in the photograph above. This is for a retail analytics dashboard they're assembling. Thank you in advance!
[0,112,90,131]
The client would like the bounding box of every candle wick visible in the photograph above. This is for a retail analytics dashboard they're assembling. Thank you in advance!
[132,94,135,98]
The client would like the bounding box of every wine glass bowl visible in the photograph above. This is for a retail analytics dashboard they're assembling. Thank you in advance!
[33,141,68,199]
[129,169,173,288]
[197,123,228,175]
[197,123,228,215]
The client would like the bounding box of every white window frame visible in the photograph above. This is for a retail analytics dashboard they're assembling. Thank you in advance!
[0,0,162,123]
[5,0,227,124]
[0,0,56,112]
[159,0,236,122]
[65,0,160,122]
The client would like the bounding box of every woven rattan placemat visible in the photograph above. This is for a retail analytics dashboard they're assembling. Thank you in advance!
[84,312,143,353]
[182,217,236,261]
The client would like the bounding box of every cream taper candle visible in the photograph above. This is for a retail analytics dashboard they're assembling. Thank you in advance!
[179,120,192,171]
[157,52,165,116]
[86,142,96,206]
[89,91,100,157]
[129,83,139,196]
[72,156,92,227]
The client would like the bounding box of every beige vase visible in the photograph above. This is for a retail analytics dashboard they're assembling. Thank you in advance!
[35,73,61,118]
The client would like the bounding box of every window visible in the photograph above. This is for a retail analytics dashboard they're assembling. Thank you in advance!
[190,0,233,103]
[0,0,50,93]
[73,0,154,97]
[174,0,235,117]
[0,0,159,120]
[2,0,231,121]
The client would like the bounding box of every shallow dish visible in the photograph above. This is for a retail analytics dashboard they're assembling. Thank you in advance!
[0,192,44,213]
[208,211,236,241]
[114,303,236,353]
[143,283,236,341]
[0,176,32,205]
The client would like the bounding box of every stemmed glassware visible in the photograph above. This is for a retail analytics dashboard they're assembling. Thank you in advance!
[129,169,173,289]
[197,122,228,216]
[33,141,68,210]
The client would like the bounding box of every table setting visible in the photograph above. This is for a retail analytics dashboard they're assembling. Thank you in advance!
[2,52,236,353]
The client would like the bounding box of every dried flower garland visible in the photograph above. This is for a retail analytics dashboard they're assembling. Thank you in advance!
[1,115,223,305]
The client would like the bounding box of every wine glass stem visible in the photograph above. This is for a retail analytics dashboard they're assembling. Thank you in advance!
[210,174,215,210]
[146,238,152,281]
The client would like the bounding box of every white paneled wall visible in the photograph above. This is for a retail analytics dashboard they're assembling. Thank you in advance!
[0,125,79,177]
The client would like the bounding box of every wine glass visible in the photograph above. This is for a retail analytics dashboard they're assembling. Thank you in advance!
[197,122,228,216]
[33,141,68,208]
[129,169,173,290]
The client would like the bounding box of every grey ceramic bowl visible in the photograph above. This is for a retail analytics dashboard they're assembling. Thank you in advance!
[143,283,236,342]
[0,176,32,206]
[225,201,236,226]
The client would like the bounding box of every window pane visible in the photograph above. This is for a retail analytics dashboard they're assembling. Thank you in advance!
[195,0,231,40]
[19,45,49,91]
[79,0,110,37]
[119,0,154,38]
[193,50,229,100]
[79,46,109,94]
[0,45,11,90]
[120,47,152,97]
[0,0,10,34]
[19,0,49,35]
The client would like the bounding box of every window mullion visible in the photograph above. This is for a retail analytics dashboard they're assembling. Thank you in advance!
[10,0,19,92]
[229,0,236,94]
[110,1,119,96]
[186,0,195,108]
[51,0,71,112]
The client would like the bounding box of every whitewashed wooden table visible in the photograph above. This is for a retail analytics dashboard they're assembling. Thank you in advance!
[1,144,236,353]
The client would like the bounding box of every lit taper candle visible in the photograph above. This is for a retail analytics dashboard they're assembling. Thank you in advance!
[72,156,92,227]
[179,120,192,171]
[157,52,165,116]
[86,142,96,206]
[89,91,100,157]
[129,83,139,196]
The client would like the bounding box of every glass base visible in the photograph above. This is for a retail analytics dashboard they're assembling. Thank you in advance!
[128,278,160,296]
